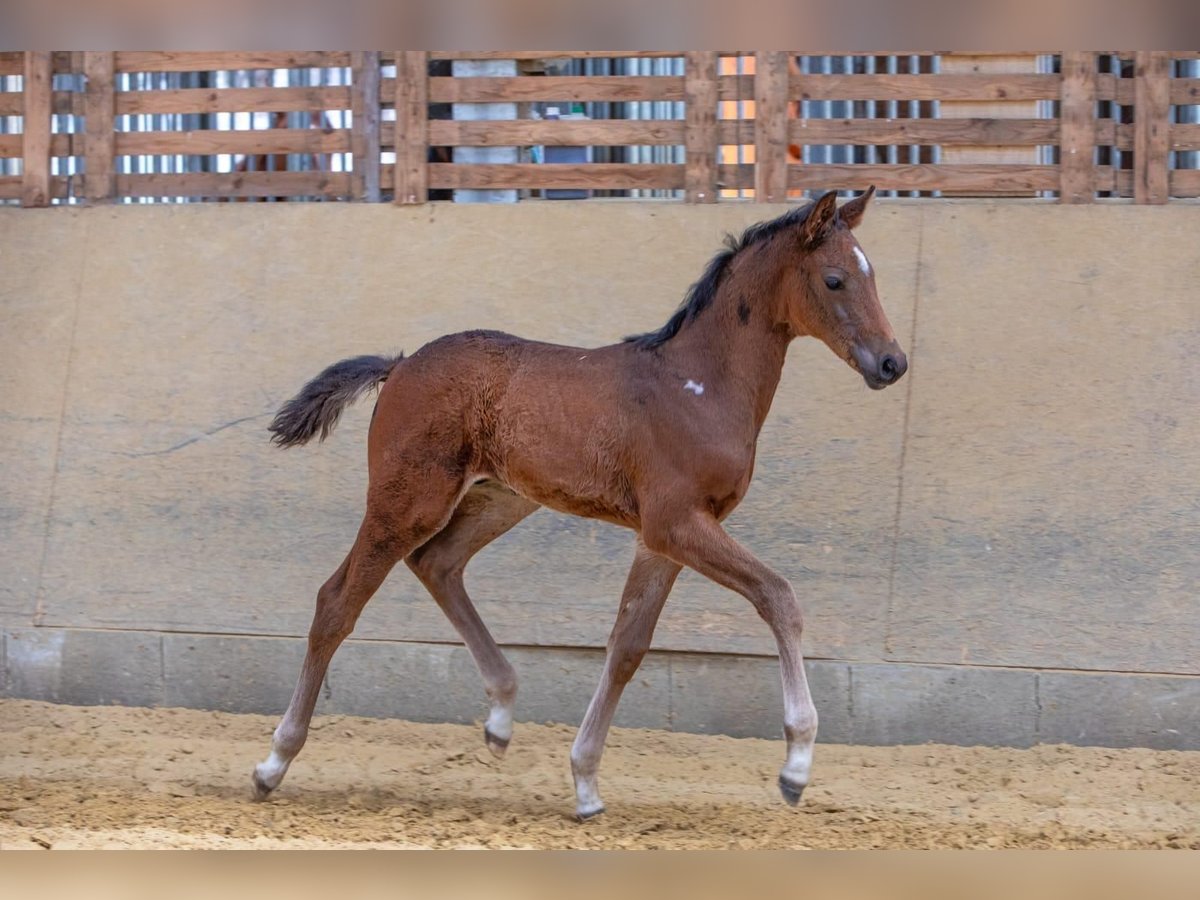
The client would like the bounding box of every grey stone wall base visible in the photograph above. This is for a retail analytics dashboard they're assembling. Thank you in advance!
[4,626,1199,750]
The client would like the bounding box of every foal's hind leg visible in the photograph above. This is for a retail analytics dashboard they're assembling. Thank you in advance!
[571,540,682,819]
[406,481,539,757]
[252,479,461,799]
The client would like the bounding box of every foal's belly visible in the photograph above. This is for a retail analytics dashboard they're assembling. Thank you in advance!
[494,464,640,530]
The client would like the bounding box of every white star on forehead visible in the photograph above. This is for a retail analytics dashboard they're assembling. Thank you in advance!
[852,245,872,276]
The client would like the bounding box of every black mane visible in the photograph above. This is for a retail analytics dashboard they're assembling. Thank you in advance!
[624,202,818,350]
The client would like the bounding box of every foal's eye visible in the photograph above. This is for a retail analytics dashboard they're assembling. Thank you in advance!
[824,275,844,291]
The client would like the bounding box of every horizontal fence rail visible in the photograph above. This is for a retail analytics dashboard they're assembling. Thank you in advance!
[1,50,1197,206]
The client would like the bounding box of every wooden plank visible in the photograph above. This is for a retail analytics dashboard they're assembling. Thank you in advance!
[402,117,937,150]
[788,117,1062,146]
[115,52,351,73]
[0,174,71,200]
[21,52,52,208]
[351,51,381,201]
[0,52,24,75]
[717,163,754,190]
[51,51,83,74]
[789,73,1061,101]
[0,92,21,116]
[0,133,77,157]
[428,51,689,60]
[786,163,1061,193]
[1095,73,1130,104]
[1134,50,1171,204]
[1169,169,1200,197]
[426,163,683,190]
[717,74,755,101]
[1171,124,1200,150]
[1171,79,1200,104]
[684,51,719,203]
[1059,51,1097,204]
[392,50,429,205]
[115,129,351,156]
[754,51,789,202]
[421,119,686,146]
[393,72,744,105]
[117,86,351,116]
[424,75,685,104]
[115,170,352,198]
[83,51,116,204]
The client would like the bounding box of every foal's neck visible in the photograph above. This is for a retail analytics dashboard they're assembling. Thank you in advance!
[663,241,794,432]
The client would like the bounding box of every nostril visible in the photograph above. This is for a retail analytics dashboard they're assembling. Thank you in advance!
[880,355,899,382]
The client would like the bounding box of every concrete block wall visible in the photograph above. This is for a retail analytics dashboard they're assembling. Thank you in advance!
[1,200,1197,748]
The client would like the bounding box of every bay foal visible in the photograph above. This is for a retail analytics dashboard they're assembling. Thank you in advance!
[253,188,907,819]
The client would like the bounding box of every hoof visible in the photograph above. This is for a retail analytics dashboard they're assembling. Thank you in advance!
[251,769,277,801]
[778,776,806,807]
[576,803,606,822]
[484,726,510,759]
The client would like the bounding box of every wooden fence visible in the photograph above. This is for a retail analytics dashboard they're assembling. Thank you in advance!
[2,50,1198,206]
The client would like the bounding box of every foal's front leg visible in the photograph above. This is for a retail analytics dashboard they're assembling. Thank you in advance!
[643,511,818,806]
[571,541,682,819]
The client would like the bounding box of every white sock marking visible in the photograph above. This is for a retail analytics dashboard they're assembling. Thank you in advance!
[486,704,513,742]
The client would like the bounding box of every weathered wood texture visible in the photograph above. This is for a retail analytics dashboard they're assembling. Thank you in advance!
[684,51,719,203]
[1,50,1194,204]
[351,51,382,202]
[390,50,429,205]
[1058,51,1097,204]
[754,51,789,202]
[1133,51,1171,205]
[938,53,1042,198]
[21,52,53,207]
[83,52,116,203]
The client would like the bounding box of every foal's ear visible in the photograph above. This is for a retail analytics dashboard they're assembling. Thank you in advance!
[838,185,876,230]
[800,190,839,249]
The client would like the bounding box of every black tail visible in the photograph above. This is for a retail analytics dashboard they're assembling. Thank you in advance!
[268,354,402,448]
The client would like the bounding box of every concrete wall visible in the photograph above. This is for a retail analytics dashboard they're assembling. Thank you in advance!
[1,200,1197,748]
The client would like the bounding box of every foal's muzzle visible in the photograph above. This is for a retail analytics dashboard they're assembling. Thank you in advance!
[851,343,908,390]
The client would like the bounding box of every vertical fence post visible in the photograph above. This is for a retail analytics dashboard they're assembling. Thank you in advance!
[1059,51,1097,204]
[393,50,429,205]
[1134,50,1171,204]
[83,51,115,204]
[21,51,52,207]
[753,51,789,202]
[351,51,381,202]
[684,51,718,203]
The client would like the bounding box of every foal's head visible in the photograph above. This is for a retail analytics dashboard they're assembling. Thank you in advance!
[783,188,907,390]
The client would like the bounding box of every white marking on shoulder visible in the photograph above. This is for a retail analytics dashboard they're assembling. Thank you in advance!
[852,245,872,276]
[684,379,705,396]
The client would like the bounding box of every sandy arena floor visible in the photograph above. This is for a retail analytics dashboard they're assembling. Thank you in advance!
[1,699,1198,849]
